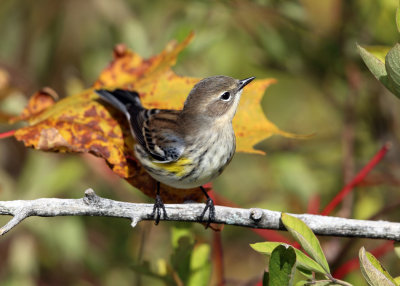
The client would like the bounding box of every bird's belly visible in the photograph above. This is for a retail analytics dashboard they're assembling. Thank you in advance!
[135,134,235,189]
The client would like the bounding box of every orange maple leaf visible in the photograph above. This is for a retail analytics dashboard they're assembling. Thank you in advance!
[8,33,300,202]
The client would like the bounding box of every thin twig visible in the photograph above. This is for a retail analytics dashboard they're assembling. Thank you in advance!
[0,189,400,241]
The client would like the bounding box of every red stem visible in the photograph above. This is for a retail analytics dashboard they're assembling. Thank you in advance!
[0,130,16,139]
[321,143,391,216]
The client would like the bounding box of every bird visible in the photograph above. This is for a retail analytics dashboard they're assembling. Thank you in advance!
[96,75,255,226]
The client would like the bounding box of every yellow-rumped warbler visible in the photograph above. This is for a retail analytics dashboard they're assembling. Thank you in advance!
[96,75,255,225]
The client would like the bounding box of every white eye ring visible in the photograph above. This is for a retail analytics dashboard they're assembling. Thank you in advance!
[220,91,231,101]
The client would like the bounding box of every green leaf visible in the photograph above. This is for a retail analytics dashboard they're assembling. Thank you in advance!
[187,244,211,286]
[394,276,400,284]
[312,282,343,286]
[170,226,195,285]
[357,44,392,93]
[250,242,327,274]
[295,281,347,286]
[250,241,282,254]
[131,261,175,285]
[386,43,400,98]
[311,282,332,286]
[297,267,313,279]
[281,214,330,274]
[294,251,327,276]
[359,247,397,286]
[171,226,211,286]
[171,224,194,248]
[269,245,296,286]
[295,280,350,286]
[365,46,392,63]
[294,281,308,286]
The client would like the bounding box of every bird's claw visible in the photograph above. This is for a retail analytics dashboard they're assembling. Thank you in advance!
[198,197,215,228]
[150,194,168,225]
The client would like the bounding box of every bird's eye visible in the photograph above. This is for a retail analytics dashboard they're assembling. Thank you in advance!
[220,91,231,101]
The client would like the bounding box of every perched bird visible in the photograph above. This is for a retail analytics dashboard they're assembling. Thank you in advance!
[96,75,255,225]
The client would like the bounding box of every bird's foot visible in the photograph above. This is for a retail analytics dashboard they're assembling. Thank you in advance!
[198,197,216,228]
[149,193,168,225]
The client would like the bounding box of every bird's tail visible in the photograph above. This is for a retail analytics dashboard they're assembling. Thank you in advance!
[95,89,143,117]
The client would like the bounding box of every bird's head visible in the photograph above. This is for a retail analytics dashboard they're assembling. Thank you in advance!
[182,75,255,123]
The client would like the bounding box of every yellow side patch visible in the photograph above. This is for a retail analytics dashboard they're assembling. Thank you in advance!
[152,157,192,177]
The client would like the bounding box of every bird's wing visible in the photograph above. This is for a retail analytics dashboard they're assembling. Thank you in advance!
[96,89,184,163]
[139,110,185,163]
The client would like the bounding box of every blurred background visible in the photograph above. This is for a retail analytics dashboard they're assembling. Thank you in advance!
[0,0,400,285]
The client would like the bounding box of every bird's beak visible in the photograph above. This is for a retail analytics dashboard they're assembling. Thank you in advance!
[238,76,256,90]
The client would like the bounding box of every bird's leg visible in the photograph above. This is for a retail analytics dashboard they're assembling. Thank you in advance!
[198,186,216,228]
[150,182,168,225]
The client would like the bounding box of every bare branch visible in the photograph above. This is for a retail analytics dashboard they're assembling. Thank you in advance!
[0,189,399,241]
